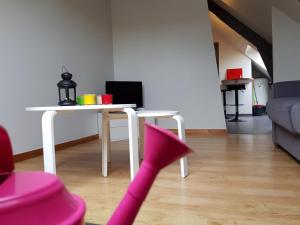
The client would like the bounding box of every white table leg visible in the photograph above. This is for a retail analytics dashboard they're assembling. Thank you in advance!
[98,113,111,163]
[173,115,189,178]
[101,111,111,177]
[138,117,145,159]
[123,108,139,180]
[41,111,57,174]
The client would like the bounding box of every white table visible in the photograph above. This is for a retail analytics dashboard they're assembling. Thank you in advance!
[26,104,139,180]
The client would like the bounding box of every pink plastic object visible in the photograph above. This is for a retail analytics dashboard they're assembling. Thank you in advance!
[0,126,14,176]
[107,123,193,225]
[0,127,86,225]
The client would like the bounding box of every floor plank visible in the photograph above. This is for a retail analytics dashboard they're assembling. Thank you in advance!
[15,134,300,225]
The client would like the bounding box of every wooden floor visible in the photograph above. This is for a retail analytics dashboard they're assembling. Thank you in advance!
[16,134,300,225]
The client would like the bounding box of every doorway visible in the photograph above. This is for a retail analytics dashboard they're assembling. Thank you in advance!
[210,12,272,134]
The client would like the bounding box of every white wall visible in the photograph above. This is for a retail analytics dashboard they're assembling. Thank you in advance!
[253,78,269,105]
[272,7,300,82]
[0,0,114,154]
[111,0,226,129]
[213,31,253,114]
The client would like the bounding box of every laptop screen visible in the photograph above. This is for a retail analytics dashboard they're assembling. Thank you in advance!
[105,81,143,108]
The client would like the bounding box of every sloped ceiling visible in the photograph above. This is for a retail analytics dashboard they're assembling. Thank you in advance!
[212,0,300,43]
[210,12,254,54]
[210,12,270,78]
[271,0,300,25]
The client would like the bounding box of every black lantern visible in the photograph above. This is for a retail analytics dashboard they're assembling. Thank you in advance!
[57,71,77,106]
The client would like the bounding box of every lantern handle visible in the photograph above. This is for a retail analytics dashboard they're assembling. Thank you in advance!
[61,65,69,73]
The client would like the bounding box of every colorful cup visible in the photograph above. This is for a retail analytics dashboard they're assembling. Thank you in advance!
[76,96,84,105]
[97,95,102,105]
[102,94,113,104]
[83,94,96,105]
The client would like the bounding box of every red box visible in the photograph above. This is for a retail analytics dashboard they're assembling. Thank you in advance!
[226,68,243,80]
[102,94,113,104]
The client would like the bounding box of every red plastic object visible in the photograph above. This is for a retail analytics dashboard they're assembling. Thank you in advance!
[0,126,14,176]
[226,68,243,80]
[107,123,193,225]
[102,94,113,104]
[0,126,86,225]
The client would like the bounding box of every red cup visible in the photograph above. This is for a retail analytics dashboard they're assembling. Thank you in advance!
[102,94,113,104]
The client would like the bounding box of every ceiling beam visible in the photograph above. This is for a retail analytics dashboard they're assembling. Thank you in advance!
[208,0,273,81]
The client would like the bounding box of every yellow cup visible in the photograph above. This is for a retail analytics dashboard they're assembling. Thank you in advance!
[83,94,96,105]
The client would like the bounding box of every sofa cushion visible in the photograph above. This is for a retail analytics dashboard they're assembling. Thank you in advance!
[290,102,300,134]
[267,97,300,134]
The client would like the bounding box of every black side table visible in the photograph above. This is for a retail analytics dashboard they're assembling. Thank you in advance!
[221,78,252,123]
[226,84,246,122]
[220,85,229,119]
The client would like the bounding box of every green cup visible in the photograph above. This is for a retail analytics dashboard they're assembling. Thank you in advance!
[76,95,84,105]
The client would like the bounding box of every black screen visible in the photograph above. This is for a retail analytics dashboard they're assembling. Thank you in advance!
[105,81,143,108]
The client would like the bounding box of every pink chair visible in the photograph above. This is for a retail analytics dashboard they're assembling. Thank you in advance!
[0,126,86,225]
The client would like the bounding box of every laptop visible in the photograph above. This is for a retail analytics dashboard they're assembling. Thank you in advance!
[105,81,144,111]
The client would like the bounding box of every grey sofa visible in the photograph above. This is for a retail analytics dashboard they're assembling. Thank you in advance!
[267,81,300,161]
